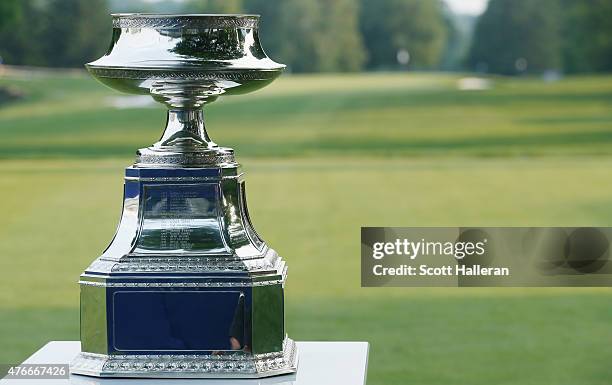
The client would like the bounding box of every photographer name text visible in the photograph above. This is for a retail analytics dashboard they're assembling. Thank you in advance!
[373,264,509,276]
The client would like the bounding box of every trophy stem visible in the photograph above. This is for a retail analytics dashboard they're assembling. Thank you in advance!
[136,108,235,168]
[155,109,217,149]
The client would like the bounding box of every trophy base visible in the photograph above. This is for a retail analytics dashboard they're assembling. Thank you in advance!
[70,337,298,378]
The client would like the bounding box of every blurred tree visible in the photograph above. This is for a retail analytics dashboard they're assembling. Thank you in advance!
[0,0,22,64]
[244,0,364,72]
[2,0,607,75]
[108,0,170,13]
[41,0,110,67]
[316,0,366,72]
[439,11,477,71]
[272,0,321,73]
[0,0,43,65]
[468,0,561,75]
[560,0,612,73]
[439,5,460,71]
[0,0,110,67]
[0,0,21,33]
[183,0,244,14]
[241,0,283,63]
[359,0,448,70]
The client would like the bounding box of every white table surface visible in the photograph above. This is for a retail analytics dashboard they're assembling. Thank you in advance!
[1,341,369,385]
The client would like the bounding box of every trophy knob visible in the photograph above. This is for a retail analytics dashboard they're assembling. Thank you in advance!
[86,14,285,167]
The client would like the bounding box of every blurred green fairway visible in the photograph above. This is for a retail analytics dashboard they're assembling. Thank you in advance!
[0,70,611,384]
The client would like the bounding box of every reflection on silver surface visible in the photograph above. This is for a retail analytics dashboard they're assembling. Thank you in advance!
[73,14,296,378]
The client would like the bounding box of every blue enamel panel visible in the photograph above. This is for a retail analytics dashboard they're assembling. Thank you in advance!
[125,180,139,199]
[108,287,253,354]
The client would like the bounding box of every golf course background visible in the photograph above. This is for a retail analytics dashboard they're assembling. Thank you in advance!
[1,69,612,384]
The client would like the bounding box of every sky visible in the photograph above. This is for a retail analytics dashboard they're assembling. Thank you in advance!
[443,0,488,15]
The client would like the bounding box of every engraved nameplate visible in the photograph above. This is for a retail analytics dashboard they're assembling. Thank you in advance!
[134,184,228,254]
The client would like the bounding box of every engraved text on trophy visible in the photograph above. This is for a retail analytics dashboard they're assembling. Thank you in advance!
[134,184,228,254]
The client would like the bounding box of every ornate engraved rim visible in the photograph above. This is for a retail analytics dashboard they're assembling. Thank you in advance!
[78,279,285,288]
[86,66,282,81]
[135,152,237,167]
[112,14,260,29]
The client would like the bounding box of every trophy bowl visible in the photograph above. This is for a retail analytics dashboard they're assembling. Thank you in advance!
[70,14,297,379]
[86,13,285,167]
[87,13,285,103]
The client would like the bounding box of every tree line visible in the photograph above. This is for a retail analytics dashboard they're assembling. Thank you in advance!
[0,0,610,75]
[468,0,612,75]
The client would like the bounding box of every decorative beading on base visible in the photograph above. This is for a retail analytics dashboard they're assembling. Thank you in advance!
[70,337,298,378]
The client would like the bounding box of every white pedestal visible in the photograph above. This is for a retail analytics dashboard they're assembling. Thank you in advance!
[0,341,369,385]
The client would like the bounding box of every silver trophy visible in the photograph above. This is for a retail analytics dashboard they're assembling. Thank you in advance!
[69,14,297,378]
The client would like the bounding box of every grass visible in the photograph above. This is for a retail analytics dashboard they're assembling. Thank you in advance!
[1,69,612,384]
[1,72,612,158]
